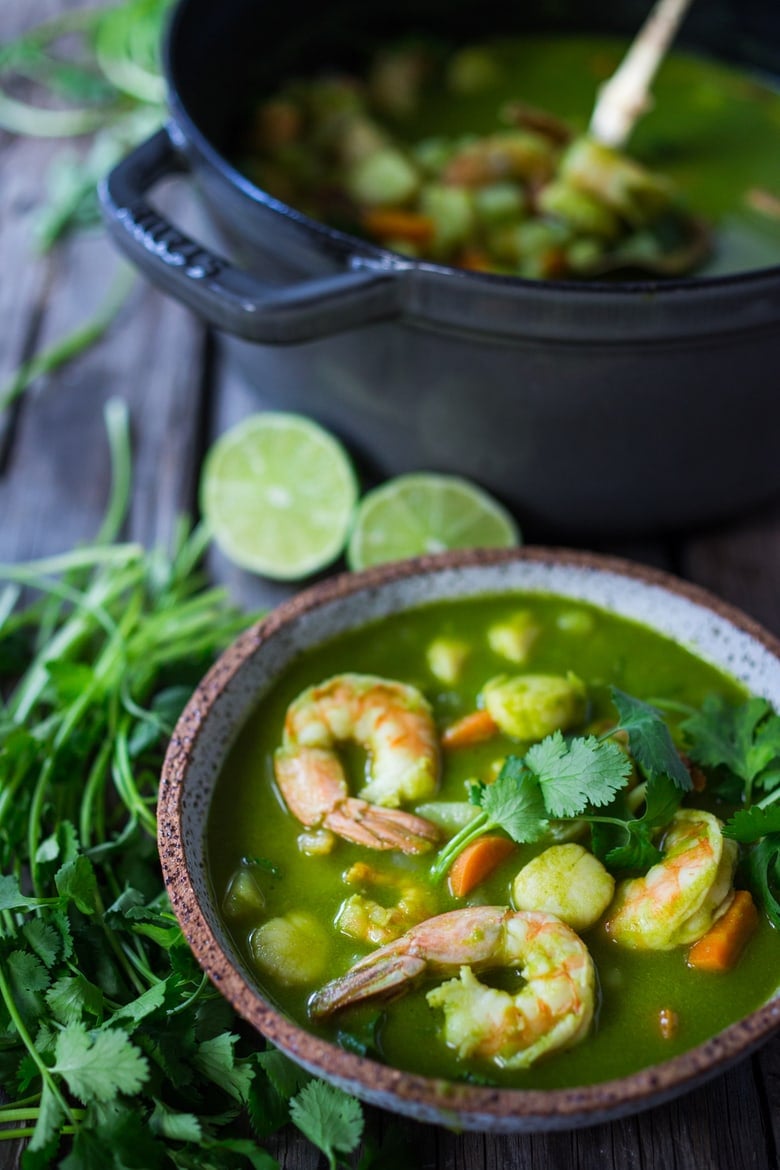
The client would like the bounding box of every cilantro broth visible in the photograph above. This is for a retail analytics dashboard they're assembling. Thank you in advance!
[207,594,780,1089]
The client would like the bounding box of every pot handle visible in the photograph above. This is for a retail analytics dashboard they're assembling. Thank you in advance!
[99,126,404,343]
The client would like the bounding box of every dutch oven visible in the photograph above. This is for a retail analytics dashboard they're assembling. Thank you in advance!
[99,0,780,537]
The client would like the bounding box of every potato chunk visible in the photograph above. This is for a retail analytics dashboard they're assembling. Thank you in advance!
[250,911,330,986]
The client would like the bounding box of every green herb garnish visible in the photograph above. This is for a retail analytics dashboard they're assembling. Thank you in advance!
[0,404,379,1168]
[433,685,686,882]
[289,1081,365,1170]
[680,694,780,927]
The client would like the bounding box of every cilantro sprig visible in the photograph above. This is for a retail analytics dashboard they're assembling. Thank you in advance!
[0,406,381,1169]
[680,694,780,927]
[432,686,690,882]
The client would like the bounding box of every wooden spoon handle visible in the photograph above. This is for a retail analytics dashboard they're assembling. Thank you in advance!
[589,0,695,148]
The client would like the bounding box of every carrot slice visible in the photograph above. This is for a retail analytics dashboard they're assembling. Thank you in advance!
[361,209,435,244]
[448,835,516,898]
[687,889,759,972]
[441,710,499,749]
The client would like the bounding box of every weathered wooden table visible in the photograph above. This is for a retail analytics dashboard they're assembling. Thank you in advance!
[2,2,779,1166]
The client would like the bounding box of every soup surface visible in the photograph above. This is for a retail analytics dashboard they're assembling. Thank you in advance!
[208,594,780,1088]
[237,36,780,279]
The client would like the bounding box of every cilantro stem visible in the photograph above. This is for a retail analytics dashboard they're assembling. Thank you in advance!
[430,813,491,882]
[757,789,780,810]
[0,268,134,412]
[112,715,157,835]
[0,960,77,1126]
[0,1094,40,1110]
[168,972,209,1016]
[6,559,143,723]
[79,735,113,849]
[0,1126,77,1141]
[0,1107,84,1123]
[95,398,132,546]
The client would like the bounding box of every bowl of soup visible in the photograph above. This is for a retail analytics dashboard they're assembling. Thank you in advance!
[101,0,780,536]
[159,548,780,1131]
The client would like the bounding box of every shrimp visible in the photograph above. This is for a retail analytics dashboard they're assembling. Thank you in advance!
[274,673,441,854]
[604,809,738,950]
[309,906,595,1070]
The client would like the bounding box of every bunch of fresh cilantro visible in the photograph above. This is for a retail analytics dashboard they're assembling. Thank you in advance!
[0,404,397,1170]
[433,687,780,928]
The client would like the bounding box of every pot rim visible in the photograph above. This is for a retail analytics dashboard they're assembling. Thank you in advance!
[162,0,780,302]
[159,546,780,1131]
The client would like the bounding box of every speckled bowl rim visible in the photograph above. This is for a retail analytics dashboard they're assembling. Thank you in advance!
[159,547,780,1132]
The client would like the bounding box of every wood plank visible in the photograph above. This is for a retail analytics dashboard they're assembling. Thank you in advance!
[0,135,55,457]
[758,1038,780,1163]
[679,503,780,636]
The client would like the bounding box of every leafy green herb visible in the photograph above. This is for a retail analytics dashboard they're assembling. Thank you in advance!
[742,835,780,929]
[432,686,700,881]
[678,694,780,923]
[526,730,632,817]
[610,687,692,790]
[431,757,549,881]
[724,802,780,844]
[681,694,780,802]
[0,405,388,1168]
[289,1081,364,1170]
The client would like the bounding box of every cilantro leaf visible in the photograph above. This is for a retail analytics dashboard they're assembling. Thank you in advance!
[52,1023,149,1103]
[598,819,663,871]
[55,854,100,915]
[0,873,39,911]
[46,973,105,1025]
[724,802,780,844]
[526,730,632,817]
[193,1033,254,1104]
[743,835,780,929]
[203,1138,280,1169]
[257,1047,311,1099]
[61,1100,167,1170]
[611,687,691,790]
[289,1081,364,1170]
[108,979,166,1027]
[8,949,50,1026]
[681,694,780,798]
[27,1081,64,1156]
[22,919,62,969]
[149,1099,203,1143]
[476,756,550,843]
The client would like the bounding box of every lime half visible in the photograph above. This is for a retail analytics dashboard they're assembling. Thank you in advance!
[201,413,358,580]
[347,473,520,571]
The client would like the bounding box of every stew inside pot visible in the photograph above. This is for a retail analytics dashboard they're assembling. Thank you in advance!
[235,36,780,279]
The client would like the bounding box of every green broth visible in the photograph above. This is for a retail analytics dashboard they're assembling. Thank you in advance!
[207,594,780,1088]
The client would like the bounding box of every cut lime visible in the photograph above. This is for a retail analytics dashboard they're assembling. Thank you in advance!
[346,473,520,571]
[200,413,358,580]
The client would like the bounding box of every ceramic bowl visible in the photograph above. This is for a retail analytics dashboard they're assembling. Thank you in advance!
[158,548,780,1132]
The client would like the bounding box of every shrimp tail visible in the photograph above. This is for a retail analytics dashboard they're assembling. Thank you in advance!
[309,949,427,1018]
[324,798,440,854]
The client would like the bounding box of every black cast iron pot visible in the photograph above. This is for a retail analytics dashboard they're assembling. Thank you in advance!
[100,0,780,537]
